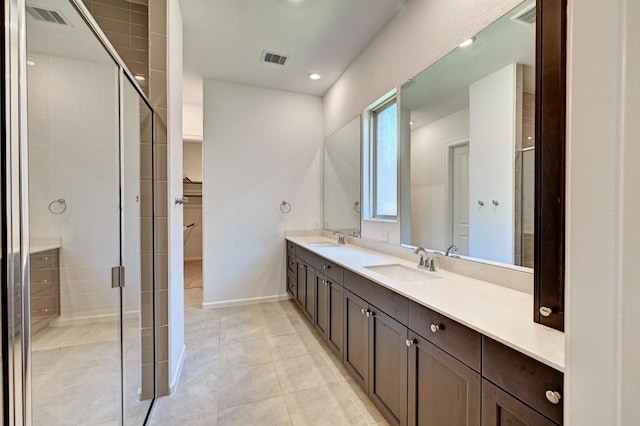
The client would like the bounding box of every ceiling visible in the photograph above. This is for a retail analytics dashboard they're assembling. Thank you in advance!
[179,0,406,102]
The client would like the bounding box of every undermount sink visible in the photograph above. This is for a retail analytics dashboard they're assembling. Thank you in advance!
[307,241,341,248]
[365,264,442,282]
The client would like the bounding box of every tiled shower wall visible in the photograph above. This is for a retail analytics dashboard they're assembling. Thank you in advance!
[83,0,149,95]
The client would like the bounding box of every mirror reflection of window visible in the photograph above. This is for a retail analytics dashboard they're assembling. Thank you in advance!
[400,0,536,268]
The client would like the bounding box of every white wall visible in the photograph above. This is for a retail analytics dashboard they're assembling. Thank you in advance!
[565,0,640,423]
[468,64,516,264]
[167,0,185,389]
[323,0,521,242]
[28,54,121,321]
[183,102,203,141]
[203,80,322,306]
[410,108,469,250]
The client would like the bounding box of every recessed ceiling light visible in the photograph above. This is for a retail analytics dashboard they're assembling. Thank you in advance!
[459,37,476,48]
[27,60,35,66]
[308,72,321,80]
[134,75,146,81]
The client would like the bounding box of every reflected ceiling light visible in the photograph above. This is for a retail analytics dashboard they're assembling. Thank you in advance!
[134,75,146,81]
[459,37,476,48]
[27,59,36,66]
[410,121,414,125]
[308,72,321,80]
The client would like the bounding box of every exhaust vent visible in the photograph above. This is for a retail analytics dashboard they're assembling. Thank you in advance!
[261,50,289,66]
[26,6,71,25]
[512,5,536,25]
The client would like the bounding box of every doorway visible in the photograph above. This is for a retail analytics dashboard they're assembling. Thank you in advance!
[183,140,203,289]
[449,142,470,255]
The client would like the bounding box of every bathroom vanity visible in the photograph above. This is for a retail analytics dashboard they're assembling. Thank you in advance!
[285,236,564,426]
[30,241,61,335]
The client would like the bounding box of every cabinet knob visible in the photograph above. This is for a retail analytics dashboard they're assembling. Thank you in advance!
[361,308,366,315]
[323,265,331,270]
[366,310,373,318]
[545,390,562,405]
[539,306,553,317]
[405,339,416,347]
[430,324,440,333]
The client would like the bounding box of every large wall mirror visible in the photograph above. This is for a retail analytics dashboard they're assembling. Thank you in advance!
[400,0,565,330]
[323,116,362,237]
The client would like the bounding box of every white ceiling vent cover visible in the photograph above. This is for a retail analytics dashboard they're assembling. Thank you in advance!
[261,50,289,66]
[512,5,536,25]
[26,6,71,25]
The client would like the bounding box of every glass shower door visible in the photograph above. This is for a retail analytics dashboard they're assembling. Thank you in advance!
[26,1,130,424]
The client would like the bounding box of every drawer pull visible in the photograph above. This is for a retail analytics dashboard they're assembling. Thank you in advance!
[430,323,440,333]
[545,390,562,405]
[365,310,373,318]
[361,308,366,315]
[405,339,416,347]
[324,280,328,286]
[539,306,553,317]
[323,265,331,270]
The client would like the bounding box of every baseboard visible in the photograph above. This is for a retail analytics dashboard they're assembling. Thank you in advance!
[201,293,290,309]
[170,344,186,394]
[49,310,139,327]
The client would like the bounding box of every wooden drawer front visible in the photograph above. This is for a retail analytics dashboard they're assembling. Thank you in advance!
[314,258,343,284]
[483,337,563,425]
[408,300,481,371]
[344,269,374,300]
[287,253,296,273]
[286,241,296,256]
[30,267,58,286]
[344,270,408,324]
[30,250,58,269]
[296,246,318,266]
[482,380,558,426]
[287,271,296,296]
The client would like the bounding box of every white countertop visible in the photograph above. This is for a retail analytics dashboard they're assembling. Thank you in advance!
[287,235,565,372]
[30,238,61,254]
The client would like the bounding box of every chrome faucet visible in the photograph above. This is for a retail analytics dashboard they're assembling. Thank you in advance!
[333,231,345,245]
[413,246,435,272]
[445,244,458,256]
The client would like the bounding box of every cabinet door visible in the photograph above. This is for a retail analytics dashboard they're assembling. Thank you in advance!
[327,281,343,358]
[315,274,328,339]
[303,263,315,321]
[482,380,558,426]
[407,332,480,426]
[344,290,369,390]
[295,259,306,308]
[368,308,408,426]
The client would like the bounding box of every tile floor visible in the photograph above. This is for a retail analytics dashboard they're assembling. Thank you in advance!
[148,288,389,425]
[184,260,203,289]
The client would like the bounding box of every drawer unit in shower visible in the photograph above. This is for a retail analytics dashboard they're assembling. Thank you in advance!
[30,248,61,335]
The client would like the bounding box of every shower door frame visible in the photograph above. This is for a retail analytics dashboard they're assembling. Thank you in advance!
[2,0,158,424]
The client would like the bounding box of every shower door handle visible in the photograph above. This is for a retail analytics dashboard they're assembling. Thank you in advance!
[112,266,125,288]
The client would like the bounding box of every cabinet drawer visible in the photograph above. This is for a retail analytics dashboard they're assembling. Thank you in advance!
[314,258,343,284]
[30,250,58,269]
[408,300,481,371]
[30,267,58,286]
[286,241,296,256]
[287,271,296,295]
[287,253,296,273]
[483,337,563,425]
[344,270,408,324]
[295,246,317,266]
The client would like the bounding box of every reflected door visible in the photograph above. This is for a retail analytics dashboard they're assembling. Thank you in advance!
[451,143,470,255]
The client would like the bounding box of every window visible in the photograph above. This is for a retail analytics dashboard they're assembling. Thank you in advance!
[370,98,398,219]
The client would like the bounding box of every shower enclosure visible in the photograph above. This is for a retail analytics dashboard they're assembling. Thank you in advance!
[3,0,157,424]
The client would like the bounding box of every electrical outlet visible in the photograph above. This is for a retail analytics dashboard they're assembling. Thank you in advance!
[314,221,319,229]
[379,232,389,242]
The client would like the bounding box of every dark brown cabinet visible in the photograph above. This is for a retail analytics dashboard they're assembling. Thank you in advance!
[368,308,408,426]
[343,290,369,389]
[285,241,564,426]
[30,249,61,336]
[407,331,480,426]
[482,380,558,426]
[314,272,344,359]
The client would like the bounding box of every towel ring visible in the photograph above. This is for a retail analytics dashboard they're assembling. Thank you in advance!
[280,201,292,214]
[48,199,67,215]
[353,201,361,213]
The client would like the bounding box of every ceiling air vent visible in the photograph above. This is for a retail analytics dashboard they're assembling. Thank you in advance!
[26,6,71,25]
[261,50,289,66]
[512,5,536,25]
